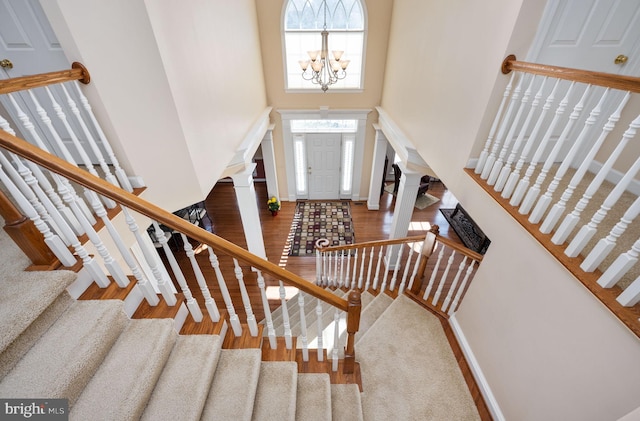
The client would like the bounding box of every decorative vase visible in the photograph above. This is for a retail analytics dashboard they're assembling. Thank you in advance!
[270,210,278,216]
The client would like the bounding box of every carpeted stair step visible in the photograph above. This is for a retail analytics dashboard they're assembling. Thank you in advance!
[201,348,262,421]
[71,318,178,420]
[0,290,74,379]
[0,300,127,404]
[0,261,76,357]
[289,288,348,337]
[251,361,298,421]
[355,292,393,344]
[141,334,223,421]
[357,295,480,420]
[331,383,364,421]
[295,373,332,421]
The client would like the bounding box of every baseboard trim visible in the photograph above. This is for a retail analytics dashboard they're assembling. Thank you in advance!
[449,314,505,421]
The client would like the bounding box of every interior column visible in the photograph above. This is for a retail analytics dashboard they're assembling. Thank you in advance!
[367,125,388,210]
[261,125,279,200]
[231,163,267,260]
[386,163,421,264]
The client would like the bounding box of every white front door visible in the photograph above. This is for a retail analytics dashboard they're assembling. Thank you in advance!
[0,0,101,164]
[531,0,640,75]
[307,133,341,200]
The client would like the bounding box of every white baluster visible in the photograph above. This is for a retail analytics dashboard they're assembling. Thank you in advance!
[432,250,456,306]
[442,257,468,313]
[489,75,535,186]
[256,270,276,349]
[298,293,309,362]
[181,234,220,321]
[364,246,374,291]
[232,258,257,336]
[565,143,640,258]
[350,249,358,289]
[508,79,561,204]
[322,250,328,286]
[59,84,119,190]
[482,73,523,180]
[372,246,384,291]
[344,250,351,290]
[88,192,159,303]
[279,281,293,349]
[521,85,600,218]
[4,98,83,235]
[543,93,631,237]
[598,238,640,288]
[333,251,339,288]
[496,77,545,192]
[389,244,404,291]
[0,147,65,244]
[85,192,129,288]
[59,185,129,287]
[315,248,322,285]
[448,261,476,315]
[517,81,575,212]
[0,164,75,266]
[73,81,133,191]
[357,247,367,289]
[332,310,340,372]
[123,208,175,304]
[315,301,324,362]
[338,250,345,288]
[529,88,609,226]
[25,91,98,223]
[476,72,515,174]
[398,243,414,295]
[152,222,201,318]
[581,196,640,272]
[616,276,640,307]
[207,248,241,336]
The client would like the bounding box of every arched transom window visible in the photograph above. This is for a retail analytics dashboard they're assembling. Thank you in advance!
[284,0,365,91]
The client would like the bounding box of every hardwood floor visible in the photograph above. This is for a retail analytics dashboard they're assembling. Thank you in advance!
[202,178,462,285]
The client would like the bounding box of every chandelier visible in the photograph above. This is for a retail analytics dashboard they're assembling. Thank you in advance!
[298,1,350,92]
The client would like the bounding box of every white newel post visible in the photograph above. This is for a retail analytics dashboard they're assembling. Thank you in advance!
[231,164,267,260]
[261,126,279,200]
[386,164,421,264]
[367,126,388,210]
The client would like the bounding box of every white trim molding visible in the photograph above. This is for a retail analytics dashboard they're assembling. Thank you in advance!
[278,108,371,201]
[449,315,506,421]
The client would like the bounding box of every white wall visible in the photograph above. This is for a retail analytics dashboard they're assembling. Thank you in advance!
[42,0,268,212]
[381,0,640,419]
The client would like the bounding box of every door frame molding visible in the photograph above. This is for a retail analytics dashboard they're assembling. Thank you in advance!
[278,108,371,201]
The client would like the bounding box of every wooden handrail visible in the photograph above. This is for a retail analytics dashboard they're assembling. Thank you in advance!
[0,62,90,95]
[319,235,426,252]
[0,129,348,312]
[501,54,640,94]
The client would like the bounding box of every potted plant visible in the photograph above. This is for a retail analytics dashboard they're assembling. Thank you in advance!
[267,196,280,216]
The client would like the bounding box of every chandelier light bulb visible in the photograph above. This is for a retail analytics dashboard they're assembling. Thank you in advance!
[332,50,344,61]
[299,60,310,71]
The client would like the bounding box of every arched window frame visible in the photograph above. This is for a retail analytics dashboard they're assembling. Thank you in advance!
[282,0,367,93]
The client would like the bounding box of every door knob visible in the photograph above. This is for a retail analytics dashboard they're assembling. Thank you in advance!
[308,166,312,174]
[614,54,628,65]
[0,59,13,69]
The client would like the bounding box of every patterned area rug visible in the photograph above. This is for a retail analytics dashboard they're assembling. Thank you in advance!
[288,201,355,256]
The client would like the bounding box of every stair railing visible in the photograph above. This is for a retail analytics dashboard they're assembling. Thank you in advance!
[472,54,640,337]
[0,126,362,374]
[316,227,483,318]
